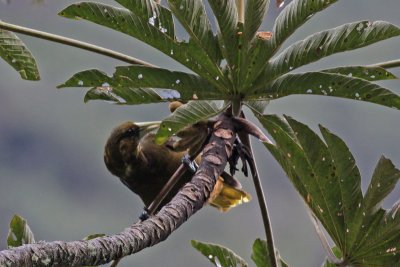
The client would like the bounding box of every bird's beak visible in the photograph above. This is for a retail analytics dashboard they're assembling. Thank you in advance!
[136,121,161,138]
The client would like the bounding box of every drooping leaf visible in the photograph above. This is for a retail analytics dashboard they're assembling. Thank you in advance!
[259,115,400,266]
[243,0,270,44]
[261,21,400,84]
[321,66,397,81]
[84,86,174,104]
[59,2,225,89]
[115,0,175,38]
[155,100,228,144]
[208,0,239,68]
[191,240,248,267]
[0,28,40,80]
[7,215,35,248]
[248,72,400,110]
[252,239,289,267]
[58,66,227,102]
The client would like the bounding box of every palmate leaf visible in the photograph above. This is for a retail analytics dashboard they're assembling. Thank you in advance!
[242,0,339,90]
[58,66,227,103]
[191,240,248,267]
[7,215,35,248]
[0,28,40,80]
[208,0,238,68]
[248,72,400,110]
[59,2,225,90]
[259,21,400,85]
[155,100,228,144]
[115,0,175,38]
[259,115,400,266]
[321,66,397,81]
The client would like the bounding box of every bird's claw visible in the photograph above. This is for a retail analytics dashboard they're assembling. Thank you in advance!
[139,208,150,221]
[181,154,198,174]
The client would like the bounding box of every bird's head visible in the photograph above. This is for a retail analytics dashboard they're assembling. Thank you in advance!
[104,121,159,177]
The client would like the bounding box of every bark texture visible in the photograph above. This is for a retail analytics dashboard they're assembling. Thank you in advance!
[0,113,236,267]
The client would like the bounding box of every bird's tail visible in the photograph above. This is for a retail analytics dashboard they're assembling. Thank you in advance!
[208,176,251,212]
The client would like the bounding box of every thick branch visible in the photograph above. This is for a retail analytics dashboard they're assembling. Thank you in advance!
[0,113,236,267]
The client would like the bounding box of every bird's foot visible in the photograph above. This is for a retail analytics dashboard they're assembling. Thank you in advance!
[139,207,150,221]
[228,138,256,177]
[181,154,198,174]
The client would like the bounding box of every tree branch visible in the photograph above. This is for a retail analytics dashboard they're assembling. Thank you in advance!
[0,20,156,67]
[0,113,236,267]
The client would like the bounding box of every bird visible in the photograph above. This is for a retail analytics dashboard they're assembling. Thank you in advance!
[104,120,251,212]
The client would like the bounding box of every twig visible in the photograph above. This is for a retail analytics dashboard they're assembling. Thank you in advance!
[369,59,400,70]
[0,20,156,67]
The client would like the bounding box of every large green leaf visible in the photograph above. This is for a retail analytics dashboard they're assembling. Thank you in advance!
[0,28,40,80]
[259,115,400,266]
[115,0,175,38]
[321,66,397,81]
[59,2,225,90]
[155,100,228,144]
[248,72,400,110]
[191,240,248,267]
[7,215,35,248]
[58,66,227,102]
[208,0,239,69]
[260,21,400,85]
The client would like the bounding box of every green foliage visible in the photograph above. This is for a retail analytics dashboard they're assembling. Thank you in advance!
[7,215,35,248]
[0,28,39,80]
[53,0,400,142]
[192,239,288,267]
[252,239,288,267]
[155,100,228,144]
[259,115,400,266]
[191,240,248,267]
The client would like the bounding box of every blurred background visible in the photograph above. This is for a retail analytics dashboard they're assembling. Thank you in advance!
[1,0,400,266]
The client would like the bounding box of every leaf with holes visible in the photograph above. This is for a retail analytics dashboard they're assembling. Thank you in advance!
[59,2,224,89]
[191,240,248,267]
[259,21,400,85]
[248,72,400,110]
[321,66,397,81]
[0,28,40,80]
[7,215,35,248]
[258,115,400,266]
[58,66,227,102]
[115,0,175,38]
[155,100,228,144]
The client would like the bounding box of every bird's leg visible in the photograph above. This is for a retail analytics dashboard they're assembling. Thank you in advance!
[228,137,257,177]
[140,154,197,220]
[181,154,198,173]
